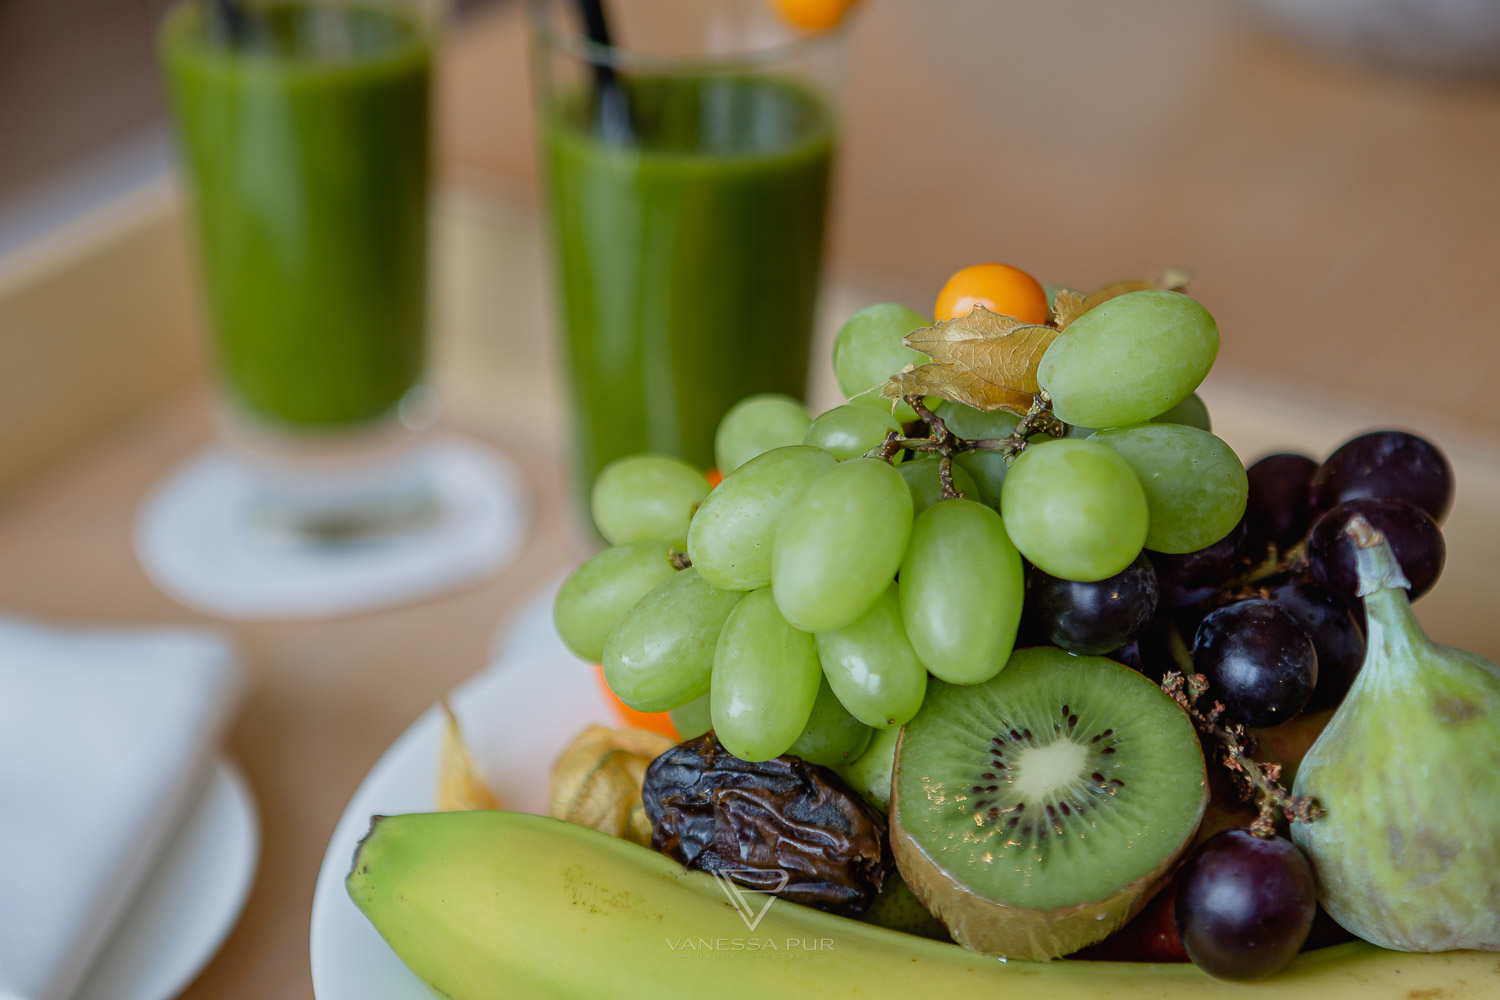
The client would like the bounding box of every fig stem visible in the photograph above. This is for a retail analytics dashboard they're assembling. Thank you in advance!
[1344,514,1412,598]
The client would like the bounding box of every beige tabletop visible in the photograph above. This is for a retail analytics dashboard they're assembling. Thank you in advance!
[2,3,1500,999]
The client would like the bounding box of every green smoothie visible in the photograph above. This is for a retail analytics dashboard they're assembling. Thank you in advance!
[160,1,430,428]
[543,74,834,493]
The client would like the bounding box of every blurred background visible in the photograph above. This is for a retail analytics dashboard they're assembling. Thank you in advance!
[4,0,1500,463]
[2,0,1500,449]
[2,2,1499,998]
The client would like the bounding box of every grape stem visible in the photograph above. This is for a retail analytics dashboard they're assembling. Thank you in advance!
[1159,648,1325,837]
[1212,541,1309,605]
[669,551,692,570]
[869,393,1071,500]
[906,397,963,499]
[963,392,1070,458]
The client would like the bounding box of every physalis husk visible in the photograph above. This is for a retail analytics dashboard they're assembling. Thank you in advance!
[549,725,675,846]
[435,700,498,812]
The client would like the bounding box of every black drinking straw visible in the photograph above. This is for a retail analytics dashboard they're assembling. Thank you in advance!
[209,0,249,45]
[573,0,633,142]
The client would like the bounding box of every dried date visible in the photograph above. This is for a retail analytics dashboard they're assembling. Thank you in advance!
[642,733,891,916]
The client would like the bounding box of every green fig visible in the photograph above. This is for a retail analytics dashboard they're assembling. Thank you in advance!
[1292,515,1500,952]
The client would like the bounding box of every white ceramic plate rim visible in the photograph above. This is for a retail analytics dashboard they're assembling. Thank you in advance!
[309,584,616,1000]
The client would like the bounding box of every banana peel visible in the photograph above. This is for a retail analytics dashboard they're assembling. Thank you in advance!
[348,810,1500,999]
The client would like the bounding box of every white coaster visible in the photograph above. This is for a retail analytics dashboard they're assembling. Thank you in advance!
[135,434,528,621]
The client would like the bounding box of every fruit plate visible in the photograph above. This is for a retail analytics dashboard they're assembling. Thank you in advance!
[309,582,617,1000]
[310,581,1499,999]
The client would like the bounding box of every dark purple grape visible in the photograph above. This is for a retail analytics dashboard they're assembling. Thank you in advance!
[1175,830,1316,981]
[1150,517,1249,609]
[1109,611,1198,682]
[1310,430,1453,523]
[1108,638,1149,674]
[1192,600,1317,726]
[1304,904,1358,951]
[1307,497,1445,604]
[1014,578,1051,649]
[1244,453,1318,557]
[1269,579,1365,710]
[1030,554,1159,655]
[1014,616,1050,650]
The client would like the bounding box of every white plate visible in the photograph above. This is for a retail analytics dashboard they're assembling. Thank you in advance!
[74,757,259,1000]
[309,584,616,1000]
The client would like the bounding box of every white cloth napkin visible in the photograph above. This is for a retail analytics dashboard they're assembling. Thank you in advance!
[0,617,244,1000]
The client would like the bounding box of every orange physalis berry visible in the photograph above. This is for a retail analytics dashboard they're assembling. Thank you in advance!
[934,263,1050,325]
[769,0,860,32]
[593,663,680,740]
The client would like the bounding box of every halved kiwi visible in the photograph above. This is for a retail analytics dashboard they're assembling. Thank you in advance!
[891,647,1207,960]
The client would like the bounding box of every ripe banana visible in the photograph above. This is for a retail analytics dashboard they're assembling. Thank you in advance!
[347,810,1498,999]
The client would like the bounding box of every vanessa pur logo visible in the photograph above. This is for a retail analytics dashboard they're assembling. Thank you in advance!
[664,869,836,958]
[713,868,788,931]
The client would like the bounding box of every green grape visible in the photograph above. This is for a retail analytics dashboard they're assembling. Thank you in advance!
[814,584,928,728]
[553,542,678,662]
[687,445,836,591]
[954,452,1006,506]
[833,724,898,811]
[668,691,712,741]
[899,499,1023,684]
[772,458,913,632]
[898,458,980,515]
[602,569,744,713]
[999,438,1149,582]
[713,393,812,475]
[1090,423,1248,554]
[710,589,822,761]
[591,454,710,547]
[832,302,931,422]
[787,675,874,766]
[1037,289,1218,428]
[936,401,1021,441]
[804,404,902,461]
[1150,391,1211,431]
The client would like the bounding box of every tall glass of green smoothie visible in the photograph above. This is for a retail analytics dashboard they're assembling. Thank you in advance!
[159,0,437,535]
[528,0,845,514]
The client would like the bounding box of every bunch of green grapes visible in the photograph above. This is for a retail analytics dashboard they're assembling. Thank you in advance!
[1008,289,1245,575]
[554,279,1248,765]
